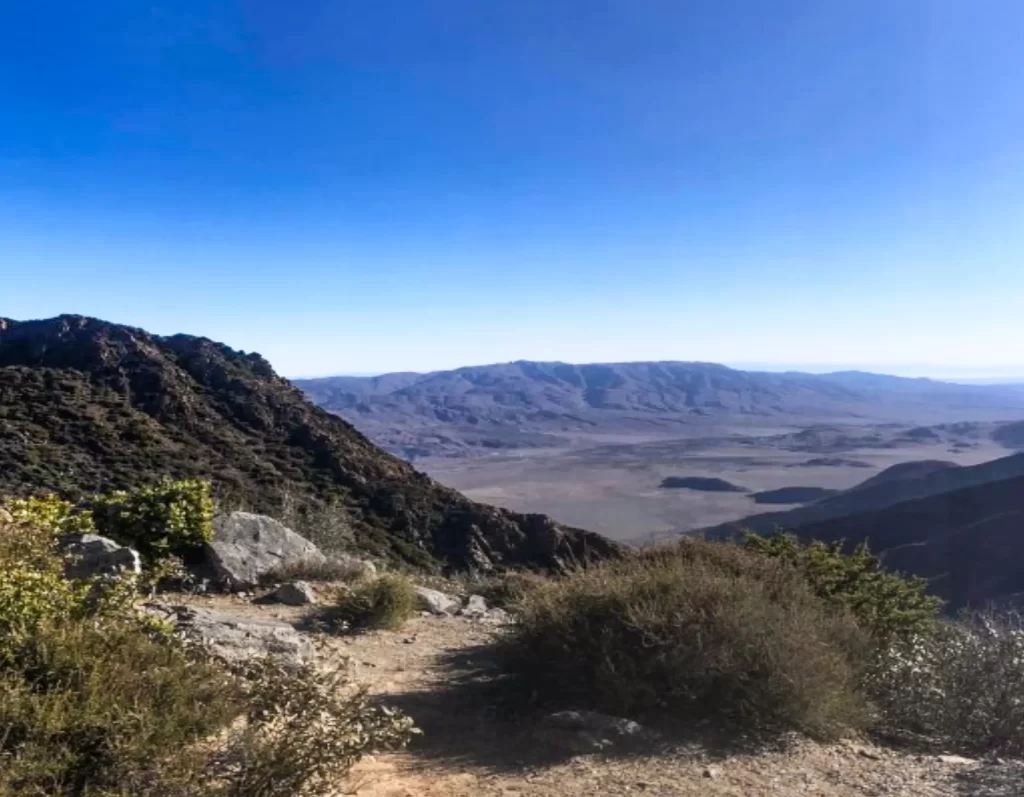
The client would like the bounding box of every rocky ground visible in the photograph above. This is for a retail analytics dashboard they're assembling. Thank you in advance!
[163,589,1024,797]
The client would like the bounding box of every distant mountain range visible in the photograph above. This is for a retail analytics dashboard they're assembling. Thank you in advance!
[0,316,621,571]
[296,362,1024,458]
[703,453,1024,610]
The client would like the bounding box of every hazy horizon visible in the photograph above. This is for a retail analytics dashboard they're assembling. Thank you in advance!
[4,2,1024,376]
[290,360,1024,384]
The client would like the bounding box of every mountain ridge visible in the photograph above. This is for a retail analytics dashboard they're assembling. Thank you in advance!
[296,360,1024,459]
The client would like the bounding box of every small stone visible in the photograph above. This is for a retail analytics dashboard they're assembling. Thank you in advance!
[702,767,720,779]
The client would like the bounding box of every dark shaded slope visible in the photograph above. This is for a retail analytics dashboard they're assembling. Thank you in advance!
[794,475,1024,610]
[0,316,623,572]
[847,459,960,492]
[702,453,1024,539]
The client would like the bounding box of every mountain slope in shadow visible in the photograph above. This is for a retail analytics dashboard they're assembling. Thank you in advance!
[0,316,623,572]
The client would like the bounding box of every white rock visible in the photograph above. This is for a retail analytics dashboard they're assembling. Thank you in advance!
[273,580,318,606]
[459,594,489,617]
[414,586,461,615]
[937,755,977,766]
[145,603,311,667]
[58,534,142,580]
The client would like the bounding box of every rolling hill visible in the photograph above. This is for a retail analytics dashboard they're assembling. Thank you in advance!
[296,362,1024,458]
[0,316,622,571]
[702,454,1024,609]
[702,453,1024,540]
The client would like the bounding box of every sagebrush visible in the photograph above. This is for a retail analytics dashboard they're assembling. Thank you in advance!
[324,575,418,632]
[499,539,871,739]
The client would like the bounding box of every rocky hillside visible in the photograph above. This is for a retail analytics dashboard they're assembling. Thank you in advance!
[703,453,1024,609]
[296,362,1024,458]
[0,316,622,571]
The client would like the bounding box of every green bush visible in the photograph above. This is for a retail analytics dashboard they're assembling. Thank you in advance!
[743,531,941,643]
[0,618,242,796]
[2,494,95,536]
[326,575,418,632]
[499,539,870,739]
[0,505,417,797]
[92,478,215,563]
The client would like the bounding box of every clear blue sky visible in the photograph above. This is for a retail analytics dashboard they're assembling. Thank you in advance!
[2,1,1023,378]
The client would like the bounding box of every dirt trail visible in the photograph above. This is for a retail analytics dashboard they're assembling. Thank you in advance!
[185,594,1019,797]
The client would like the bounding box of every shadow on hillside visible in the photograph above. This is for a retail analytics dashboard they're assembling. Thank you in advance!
[374,640,785,774]
[954,761,1024,797]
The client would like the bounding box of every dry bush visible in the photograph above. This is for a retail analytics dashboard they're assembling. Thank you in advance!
[869,611,1024,755]
[498,539,871,739]
[262,556,374,586]
[321,575,418,632]
[213,659,418,797]
[467,572,547,611]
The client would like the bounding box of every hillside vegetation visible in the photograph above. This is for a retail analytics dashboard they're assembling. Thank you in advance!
[0,316,622,571]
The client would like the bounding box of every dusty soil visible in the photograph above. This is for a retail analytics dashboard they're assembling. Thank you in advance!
[183,593,1021,797]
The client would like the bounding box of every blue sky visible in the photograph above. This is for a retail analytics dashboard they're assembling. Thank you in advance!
[2,1,1023,378]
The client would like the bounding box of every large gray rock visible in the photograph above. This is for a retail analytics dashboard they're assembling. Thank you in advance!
[204,512,325,589]
[145,603,311,667]
[414,586,461,615]
[58,534,142,581]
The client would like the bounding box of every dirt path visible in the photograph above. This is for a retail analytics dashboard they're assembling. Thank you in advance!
[184,594,1019,797]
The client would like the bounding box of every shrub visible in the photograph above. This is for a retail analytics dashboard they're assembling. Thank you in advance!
[869,612,1024,755]
[0,503,417,797]
[0,618,243,796]
[743,531,941,643]
[91,478,215,563]
[499,540,870,739]
[325,575,418,632]
[263,555,375,586]
[1,494,95,536]
[219,659,418,797]
[468,572,546,611]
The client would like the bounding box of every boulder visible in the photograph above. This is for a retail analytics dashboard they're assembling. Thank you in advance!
[331,554,377,581]
[534,710,653,755]
[458,594,489,618]
[145,603,311,667]
[204,512,325,589]
[57,534,142,581]
[414,586,461,615]
[272,580,318,606]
